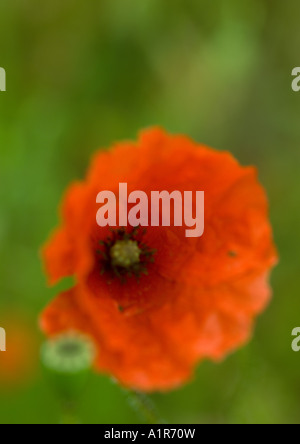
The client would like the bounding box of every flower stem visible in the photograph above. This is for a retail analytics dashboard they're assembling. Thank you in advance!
[60,400,80,424]
[125,390,166,424]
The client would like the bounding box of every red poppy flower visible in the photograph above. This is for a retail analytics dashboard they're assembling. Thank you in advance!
[41,128,278,392]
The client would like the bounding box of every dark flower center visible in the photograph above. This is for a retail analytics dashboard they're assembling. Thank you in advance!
[97,227,156,283]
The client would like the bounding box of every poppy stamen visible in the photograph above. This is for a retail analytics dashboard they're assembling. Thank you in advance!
[110,240,141,268]
[97,227,156,282]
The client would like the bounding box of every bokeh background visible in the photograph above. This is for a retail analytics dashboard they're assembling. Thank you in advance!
[0,0,299,424]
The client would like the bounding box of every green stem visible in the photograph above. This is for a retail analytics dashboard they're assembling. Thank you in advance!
[60,400,80,424]
[125,390,166,424]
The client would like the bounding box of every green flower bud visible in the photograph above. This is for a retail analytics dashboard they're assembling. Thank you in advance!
[41,331,95,401]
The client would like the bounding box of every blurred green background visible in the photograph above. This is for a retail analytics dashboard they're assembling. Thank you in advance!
[0,0,299,424]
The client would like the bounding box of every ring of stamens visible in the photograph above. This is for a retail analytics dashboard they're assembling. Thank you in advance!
[97,227,156,283]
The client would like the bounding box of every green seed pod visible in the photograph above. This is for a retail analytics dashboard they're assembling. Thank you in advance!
[41,331,95,401]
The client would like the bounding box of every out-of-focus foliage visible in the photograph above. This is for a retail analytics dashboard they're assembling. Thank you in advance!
[0,0,299,424]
